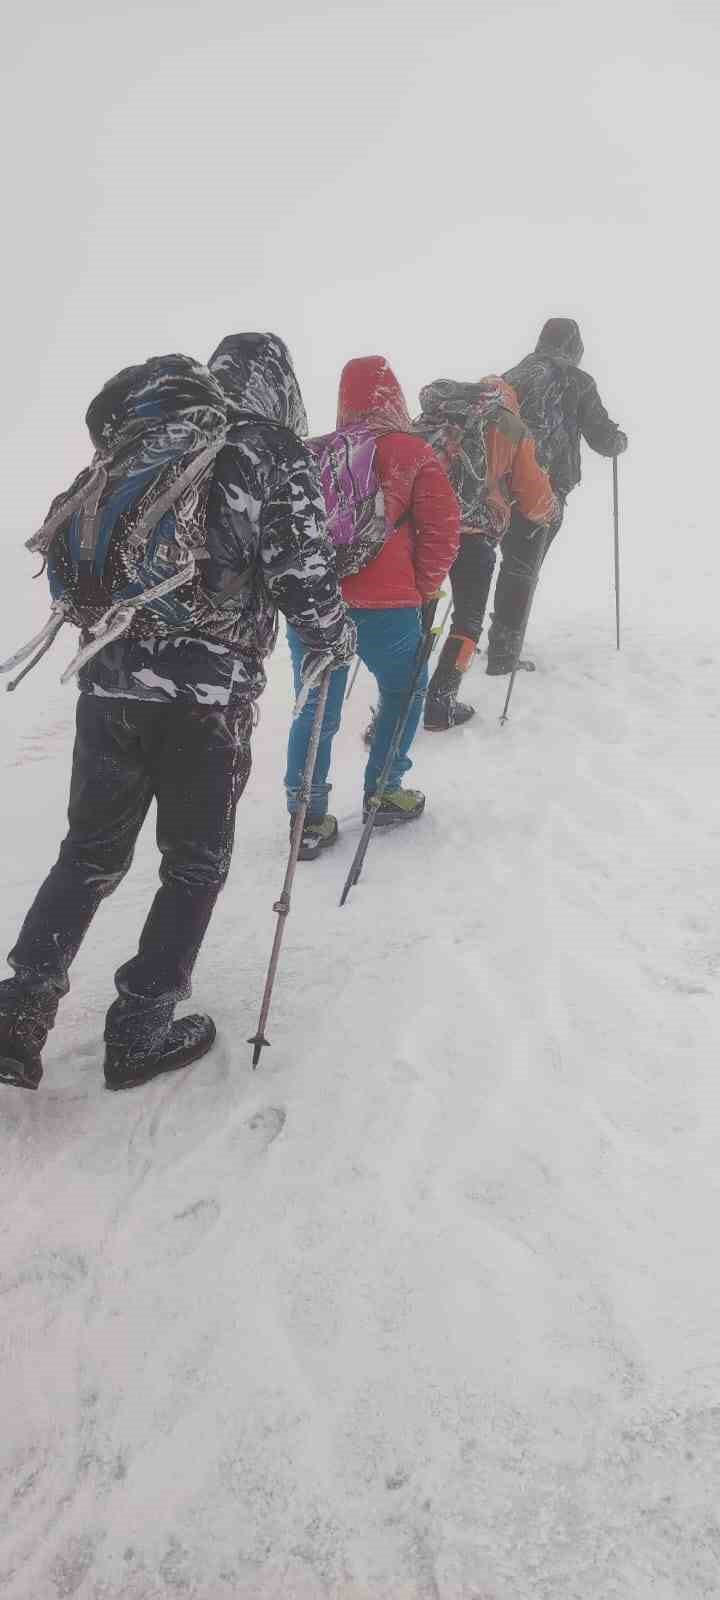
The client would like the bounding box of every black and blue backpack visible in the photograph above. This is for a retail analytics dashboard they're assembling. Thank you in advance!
[1,354,233,689]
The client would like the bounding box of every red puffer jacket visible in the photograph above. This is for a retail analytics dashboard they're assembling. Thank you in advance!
[336,357,460,609]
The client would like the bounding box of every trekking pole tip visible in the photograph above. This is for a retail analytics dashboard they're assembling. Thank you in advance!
[248,1033,270,1069]
[340,865,363,906]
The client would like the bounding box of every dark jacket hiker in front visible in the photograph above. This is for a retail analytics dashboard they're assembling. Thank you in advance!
[0,334,353,1091]
[492,317,628,671]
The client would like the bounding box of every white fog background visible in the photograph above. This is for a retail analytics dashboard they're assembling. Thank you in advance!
[1,4,719,1598]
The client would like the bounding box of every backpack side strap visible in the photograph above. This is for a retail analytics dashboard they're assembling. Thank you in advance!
[8,431,230,692]
[27,458,112,556]
[0,603,68,678]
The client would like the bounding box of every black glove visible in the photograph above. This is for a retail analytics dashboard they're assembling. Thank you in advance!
[614,430,628,454]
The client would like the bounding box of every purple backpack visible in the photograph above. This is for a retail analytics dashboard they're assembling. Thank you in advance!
[308,424,400,578]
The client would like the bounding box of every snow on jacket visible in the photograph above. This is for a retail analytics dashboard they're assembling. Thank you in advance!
[414,377,557,542]
[503,318,626,498]
[332,357,460,610]
[80,333,348,706]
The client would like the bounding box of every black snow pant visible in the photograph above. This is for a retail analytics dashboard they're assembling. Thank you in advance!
[447,532,498,644]
[4,695,253,1011]
[491,501,566,636]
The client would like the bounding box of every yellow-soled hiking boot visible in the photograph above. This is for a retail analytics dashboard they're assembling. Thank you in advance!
[296,814,339,861]
[362,787,426,827]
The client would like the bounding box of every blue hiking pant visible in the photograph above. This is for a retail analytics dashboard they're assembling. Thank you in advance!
[285,607,427,819]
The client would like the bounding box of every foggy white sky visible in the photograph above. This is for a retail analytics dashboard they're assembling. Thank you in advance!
[2,0,718,528]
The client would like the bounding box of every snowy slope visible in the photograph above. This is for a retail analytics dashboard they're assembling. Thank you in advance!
[1,482,720,1599]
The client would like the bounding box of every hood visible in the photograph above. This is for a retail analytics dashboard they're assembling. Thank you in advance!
[535,318,584,365]
[85,354,226,453]
[417,375,507,423]
[208,332,308,435]
[337,357,411,433]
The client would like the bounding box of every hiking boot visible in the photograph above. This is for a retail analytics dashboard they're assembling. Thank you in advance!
[486,618,525,676]
[363,787,426,827]
[424,634,476,731]
[424,677,476,731]
[105,1013,216,1091]
[0,1009,49,1091]
[294,814,339,862]
[0,986,59,1091]
[486,657,535,676]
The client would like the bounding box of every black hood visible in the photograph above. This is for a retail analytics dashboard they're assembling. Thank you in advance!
[208,332,308,436]
[535,318,584,365]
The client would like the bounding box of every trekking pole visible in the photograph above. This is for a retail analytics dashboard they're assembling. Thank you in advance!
[613,456,621,650]
[248,669,331,1068]
[499,525,550,726]
[340,602,438,907]
[344,655,362,702]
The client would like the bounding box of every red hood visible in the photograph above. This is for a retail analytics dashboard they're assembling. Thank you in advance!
[337,357,412,433]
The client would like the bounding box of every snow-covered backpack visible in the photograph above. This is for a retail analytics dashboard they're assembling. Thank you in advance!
[0,354,233,690]
[414,378,505,535]
[308,423,403,578]
[502,357,571,489]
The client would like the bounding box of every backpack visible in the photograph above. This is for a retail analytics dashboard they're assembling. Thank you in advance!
[502,356,571,490]
[308,423,403,579]
[414,381,504,535]
[0,354,237,690]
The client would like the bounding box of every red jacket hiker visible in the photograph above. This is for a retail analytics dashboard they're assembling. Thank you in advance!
[336,357,460,609]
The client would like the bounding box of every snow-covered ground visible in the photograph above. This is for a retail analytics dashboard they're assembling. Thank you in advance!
[2,477,720,1599]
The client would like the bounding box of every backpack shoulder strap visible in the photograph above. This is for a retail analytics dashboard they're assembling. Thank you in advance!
[125,431,227,558]
[26,430,228,563]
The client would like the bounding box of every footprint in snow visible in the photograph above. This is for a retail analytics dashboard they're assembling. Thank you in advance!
[138,1197,222,1268]
[644,968,710,996]
[71,1037,104,1068]
[166,1196,221,1255]
[245,1105,287,1147]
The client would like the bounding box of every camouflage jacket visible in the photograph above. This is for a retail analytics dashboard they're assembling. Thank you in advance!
[80,336,347,705]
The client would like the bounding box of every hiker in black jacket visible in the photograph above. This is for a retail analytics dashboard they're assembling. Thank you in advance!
[0,334,355,1093]
[486,317,628,673]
